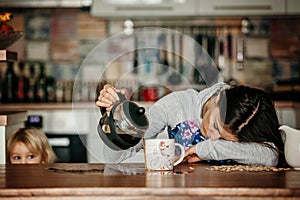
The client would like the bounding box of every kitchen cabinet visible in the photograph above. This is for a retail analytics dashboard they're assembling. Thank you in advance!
[286,0,300,14]
[197,0,285,16]
[90,0,300,17]
[91,0,198,17]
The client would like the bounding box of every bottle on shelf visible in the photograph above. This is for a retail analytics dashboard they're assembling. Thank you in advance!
[55,80,64,103]
[27,63,36,102]
[46,77,56,102]
[36,62,47,102]
[17,61,29,102]
[3,62,18,103]
[63,80,73,102]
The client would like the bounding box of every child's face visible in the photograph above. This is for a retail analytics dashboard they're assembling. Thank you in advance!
[10,142,43,164]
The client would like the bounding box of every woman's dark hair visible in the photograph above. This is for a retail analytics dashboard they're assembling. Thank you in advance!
[218,85,286,167]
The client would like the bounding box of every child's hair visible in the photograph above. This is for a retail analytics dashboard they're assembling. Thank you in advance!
[7,127,56,163]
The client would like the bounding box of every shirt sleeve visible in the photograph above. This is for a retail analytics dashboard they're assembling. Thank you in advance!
[195,139,279,166]
[143,89,198,139]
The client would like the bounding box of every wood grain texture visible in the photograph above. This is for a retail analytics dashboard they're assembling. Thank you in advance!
[0,163,300,199]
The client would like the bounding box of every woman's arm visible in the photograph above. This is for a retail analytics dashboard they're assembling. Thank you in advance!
[185,140,279,166]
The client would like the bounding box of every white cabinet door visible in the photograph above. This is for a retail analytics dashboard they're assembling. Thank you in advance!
[91,0,198,17]
[198,0,285,16]
[286,0,300,14]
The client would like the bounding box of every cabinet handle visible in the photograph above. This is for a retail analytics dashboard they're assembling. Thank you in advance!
[116,6,172,11]
[213,5,271,10]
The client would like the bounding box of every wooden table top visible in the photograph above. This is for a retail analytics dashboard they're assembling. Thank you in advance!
[1,163,300,199]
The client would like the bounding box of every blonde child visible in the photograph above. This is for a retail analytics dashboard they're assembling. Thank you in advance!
[7,127,56,164]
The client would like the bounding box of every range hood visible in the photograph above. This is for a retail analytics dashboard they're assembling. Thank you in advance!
[0,0,92,8]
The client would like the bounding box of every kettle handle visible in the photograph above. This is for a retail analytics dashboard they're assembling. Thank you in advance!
[107,93,135,149]
[99,92,126,115]
[110,92,126,115]
[117,92,126,102]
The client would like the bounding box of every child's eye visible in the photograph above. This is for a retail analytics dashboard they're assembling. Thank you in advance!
[27,155,35,159]
[13,156,21,160]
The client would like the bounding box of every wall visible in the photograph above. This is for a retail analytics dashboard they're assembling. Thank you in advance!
[1,8,300,99]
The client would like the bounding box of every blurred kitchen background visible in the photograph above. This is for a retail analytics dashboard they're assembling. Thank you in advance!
[0,0,300,163]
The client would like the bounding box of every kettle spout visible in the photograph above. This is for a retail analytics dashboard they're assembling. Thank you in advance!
[279,125,300,142]
[279,125,300,169]
[279,125,289,142]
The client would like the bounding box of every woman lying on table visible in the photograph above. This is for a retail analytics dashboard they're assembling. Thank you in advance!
[96,82,286,167]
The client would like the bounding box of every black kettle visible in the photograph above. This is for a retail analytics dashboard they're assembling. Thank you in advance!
[98,93,149,150]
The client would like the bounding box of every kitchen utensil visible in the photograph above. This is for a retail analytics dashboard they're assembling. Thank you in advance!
[193,32,205,84]
[168,32,182,85]
[207,34,216,59]
[132,35,138,74]
[279,125,300,169]
[157,31,169,75]
[178,32,184,76]
[236,35,244,70]
[218,39,225,71]
[98,93,149,150]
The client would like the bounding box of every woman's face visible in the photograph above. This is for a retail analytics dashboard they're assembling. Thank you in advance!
[200,99,238,142]
[10,142,43,164]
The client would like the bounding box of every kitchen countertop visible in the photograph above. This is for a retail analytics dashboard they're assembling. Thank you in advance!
[1,163,300,199]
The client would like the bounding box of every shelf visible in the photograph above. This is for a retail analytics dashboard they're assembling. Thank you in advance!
[0,101,154,111]
[0,102,95,111]
[274,101,300,109]
[0,101,298,112]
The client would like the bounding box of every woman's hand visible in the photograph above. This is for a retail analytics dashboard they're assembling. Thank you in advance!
[95,84,127,111]
[183,145,202,163]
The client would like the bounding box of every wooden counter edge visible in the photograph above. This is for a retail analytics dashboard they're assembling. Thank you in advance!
[0,111,27,126]
[0,187,299,198]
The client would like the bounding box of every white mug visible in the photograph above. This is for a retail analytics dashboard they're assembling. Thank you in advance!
[143,138,185,171]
